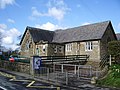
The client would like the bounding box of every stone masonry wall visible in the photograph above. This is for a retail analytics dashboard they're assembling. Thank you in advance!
[0,60,30,74]
[47,44,65,56]
[20,30,35,57]
[65,41,100,62]
[80,41,100,62]
[100,24,117,59]
[65,42,80,55]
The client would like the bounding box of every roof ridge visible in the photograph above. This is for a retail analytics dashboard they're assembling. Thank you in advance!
[26,26,54,32]
[63,20,111,31]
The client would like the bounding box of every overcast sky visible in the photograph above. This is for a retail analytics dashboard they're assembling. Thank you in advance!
[0,0,120,50]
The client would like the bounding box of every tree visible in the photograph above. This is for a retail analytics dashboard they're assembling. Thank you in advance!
[108,41,120,64]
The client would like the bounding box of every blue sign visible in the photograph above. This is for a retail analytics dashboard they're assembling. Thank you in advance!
[33,56,41,69]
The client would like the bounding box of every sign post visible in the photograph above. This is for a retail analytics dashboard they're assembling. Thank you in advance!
[30,56,42,77]
[33,56,41,69]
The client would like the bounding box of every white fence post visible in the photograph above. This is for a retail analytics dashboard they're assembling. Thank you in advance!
[74,65,76,74]
[47,68,49,80]
[53,64,55,72]
[66,71,68,85]
[61,64,64,73]
[30,57,34,77]
[77,66,79,78]
[109,55,112,66]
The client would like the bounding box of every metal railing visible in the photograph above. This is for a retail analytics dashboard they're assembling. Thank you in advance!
[41,55,89,64]
[34,64,94,85]
[99,54,109,69]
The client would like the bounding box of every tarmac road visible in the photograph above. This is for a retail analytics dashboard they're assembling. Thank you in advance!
[0,68,120,90]
[0,69,60,90]
[0,75,60,90]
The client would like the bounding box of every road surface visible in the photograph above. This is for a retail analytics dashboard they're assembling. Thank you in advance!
[0,69,120,90]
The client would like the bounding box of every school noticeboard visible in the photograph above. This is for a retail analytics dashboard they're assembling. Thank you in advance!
[33,56,41,69]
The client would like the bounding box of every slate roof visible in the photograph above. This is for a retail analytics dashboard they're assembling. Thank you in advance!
[20,26,54,44]
[28,27,54,43]
[53,21,111,43]
[116,33,120,40]
[20,21,115,44]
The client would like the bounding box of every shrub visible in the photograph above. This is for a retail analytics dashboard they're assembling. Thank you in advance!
[110,64,120,78]
[108,41,120,64]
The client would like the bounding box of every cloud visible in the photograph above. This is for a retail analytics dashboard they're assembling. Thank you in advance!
[29,7,47,20]
[46,0,70,21]
[7,18,15,23]
[0,24,7,30]
[2,28,21,44]
[0,0,15,9]
[2,36,13,45]
[30,0,70,21]
[31,7,44,17]
[0,23,21,50]
[81,22,91,25]
[48,7,65,21]
[35,22,62,31]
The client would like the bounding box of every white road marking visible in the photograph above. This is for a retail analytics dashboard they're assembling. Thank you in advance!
[0,86,7,90]
[0,71,60,89]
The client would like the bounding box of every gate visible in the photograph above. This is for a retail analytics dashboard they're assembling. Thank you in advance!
[78,65,92,80]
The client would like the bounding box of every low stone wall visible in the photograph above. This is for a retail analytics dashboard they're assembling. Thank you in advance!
[0,60,30,74]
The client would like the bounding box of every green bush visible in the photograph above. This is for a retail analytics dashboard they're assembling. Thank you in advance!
[110,64,120,78]
[108,41,120,64]
[97,64,120,88]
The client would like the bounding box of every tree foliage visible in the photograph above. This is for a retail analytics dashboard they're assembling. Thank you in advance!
[108,41,120,63]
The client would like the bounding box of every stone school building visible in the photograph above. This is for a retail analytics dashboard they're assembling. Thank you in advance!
[20,21,117,63]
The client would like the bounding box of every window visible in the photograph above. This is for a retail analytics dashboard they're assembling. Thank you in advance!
[66,43,72,52]
[59,46,63,53]
[36,48,39,55]
[85,42,93,51]
[26,40,30,51]
[42,45,46,53]
[54,46,57,53]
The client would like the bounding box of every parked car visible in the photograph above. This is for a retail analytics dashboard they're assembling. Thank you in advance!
[9,55,19,61]
[9,55,29,63]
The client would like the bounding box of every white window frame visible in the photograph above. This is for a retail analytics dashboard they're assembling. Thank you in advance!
[85,42,93,51]
[36,48,39,55]
[66,43,72,52]
[26,40,29,50]
[42,45,46,53]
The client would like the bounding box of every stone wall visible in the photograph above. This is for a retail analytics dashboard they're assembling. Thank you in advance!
[65,41,100,62]
[80,41,100,62]
[20,30,65,57]
[35,44,48,56]
[65,42,80,55]
[0,60,30,74]
[100,24,117,59]
[47,43,65,56]
[20,30,35,57]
